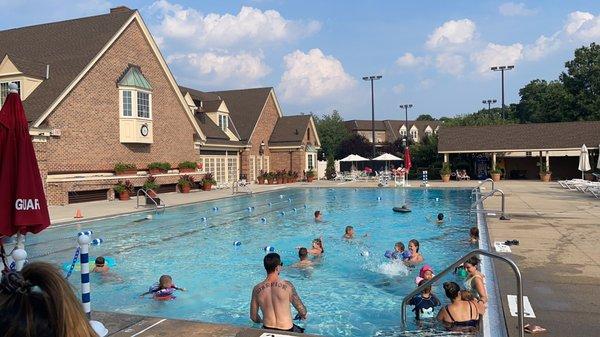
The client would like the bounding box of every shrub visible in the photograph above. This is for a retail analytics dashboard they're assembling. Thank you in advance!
[539,162,551,174]
[178,175,195,188]
[148,162,171,171]
[490,166,502,174]
[143,175,159,190]
[178,161,197,170]
[202,172,217,185]
[114,180,134,194]
[306,169,315,178]
[114,162,136,173]
[325,155,336,180]
[439,162,451,175]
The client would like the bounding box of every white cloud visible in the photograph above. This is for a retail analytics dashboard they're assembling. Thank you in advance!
[426,19,476,49]
[524,34,561,60]
[499,2,537,17]
[470,43,523,74]
[149,1,320,48]
[419,79,434,89]
[392,84,405,94]
[396,52,429,68]
[435,53,465,76]
[167,52,270,85]
[563,11,600,41]
[278,49,356,103]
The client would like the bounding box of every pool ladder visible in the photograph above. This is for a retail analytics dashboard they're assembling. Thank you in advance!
[400,249,525,337]
[471,188,510,220]
[136,188,166,212]
[471,178,495,197]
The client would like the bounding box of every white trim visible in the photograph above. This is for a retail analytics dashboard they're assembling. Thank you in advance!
[31,12,206,141]
[439,147,599,154]
[308,115,321,148]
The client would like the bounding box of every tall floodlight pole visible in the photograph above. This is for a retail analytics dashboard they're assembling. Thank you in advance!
[399,104,413,141]
[490,65,514,119]
[482,99,497,111]
[363,75,382,158]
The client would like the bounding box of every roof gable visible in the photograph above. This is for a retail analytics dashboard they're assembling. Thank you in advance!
[117,64,152,90]
[269,115,311,146]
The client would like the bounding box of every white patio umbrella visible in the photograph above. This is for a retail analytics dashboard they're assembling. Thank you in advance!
[373,153,403,170]
[339,154,369,171]
[578,144,591,179]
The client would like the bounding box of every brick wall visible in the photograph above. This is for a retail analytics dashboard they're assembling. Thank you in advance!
[37,20,197,175]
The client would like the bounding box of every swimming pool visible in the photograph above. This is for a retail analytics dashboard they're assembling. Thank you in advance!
[27,187,479,336]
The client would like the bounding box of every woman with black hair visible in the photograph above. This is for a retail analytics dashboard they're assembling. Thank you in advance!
[437,281,486,332]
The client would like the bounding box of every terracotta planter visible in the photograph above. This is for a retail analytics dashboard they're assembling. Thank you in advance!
[147,189,157,197]
[180,185,191,193]
[202,183,212,191]
[307,176,314,182]
[179,168,195,173]
[491,173,501,182]
[258,177,264,184]
[149,168,166,175]
[119,191,130,200]
[441,174,450,183]
[539,173,551,182]
[116,169,137,176]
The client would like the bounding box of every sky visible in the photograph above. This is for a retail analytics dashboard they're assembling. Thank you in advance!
[2,0,600,120]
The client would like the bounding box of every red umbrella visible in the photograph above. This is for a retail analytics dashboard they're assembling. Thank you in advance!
[0,87,50,237]
[404,146,412,174]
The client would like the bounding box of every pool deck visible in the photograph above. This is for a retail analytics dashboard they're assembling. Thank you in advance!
[47,179,600,337]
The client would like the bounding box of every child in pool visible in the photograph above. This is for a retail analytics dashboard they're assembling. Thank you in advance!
[385,242,412,261]
[469,227,479,244]
[140,275,186,300]
[415,264,435,285]
[92,256,109,273]
[409,280,441,320]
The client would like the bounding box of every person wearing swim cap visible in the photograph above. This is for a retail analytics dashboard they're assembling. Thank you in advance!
[251,253,307,333]
[415,264,435,285]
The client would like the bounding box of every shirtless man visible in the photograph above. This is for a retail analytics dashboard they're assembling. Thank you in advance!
[251,253,307,333]
[292,248,313,268]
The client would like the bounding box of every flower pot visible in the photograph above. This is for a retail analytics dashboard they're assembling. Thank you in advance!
[539,173,551,182]
[307,176,314,182]
[441,174,450,183]
[119,191,130,200]
[202,183,212,191]
[149,168,166,175]
[491,173,501,182]
[257,177,264,184]
[180,185,191,193]
[147,189,157,197]
[116,169,137,176]
[179,168,195,173]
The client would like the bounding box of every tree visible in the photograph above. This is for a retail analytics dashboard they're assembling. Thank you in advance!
[336,134,371,159]
[441,107,517,127]
[416,114,436,121]
[516,79,573,123]
[313,110,350,159]
[325,154,336,179]
[408,135,442,179]
[559,42,600,121]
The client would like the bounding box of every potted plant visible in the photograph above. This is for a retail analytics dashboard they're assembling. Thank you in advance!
[490,166,502,182]
[114,180,134,200]
[143,175,159,197]
[178,161,197,173]
[539,163,551,182]
[201,172,216,191]
[257,170,265,184]
[277,170,286,184]
[265,172,274,184]
[178,175,195,193]
[114,163,137,176]
[306,169,315,182]
[440,163,451,182]
[292,171,299,182]
[148,162,171,175]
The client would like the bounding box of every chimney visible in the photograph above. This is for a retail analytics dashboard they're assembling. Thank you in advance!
[110,6,131,14]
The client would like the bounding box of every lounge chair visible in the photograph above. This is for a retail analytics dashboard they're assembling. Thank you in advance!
[577,181,600,193]
[593,173,600,181]
[559,179,588,190]
[589,186,600,199]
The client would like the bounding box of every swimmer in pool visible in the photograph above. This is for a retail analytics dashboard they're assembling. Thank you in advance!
[140,275,186,299]
[307,237,324,256]
[407,239,424,264]
[343,226,367,240]
[292,248,313,268]
[426,213,445,224]
[92,256,109,273]
[314,210,323,222]
[469,227,479,244]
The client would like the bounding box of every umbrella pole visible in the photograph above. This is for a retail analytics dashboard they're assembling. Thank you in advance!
[12,234,27,271]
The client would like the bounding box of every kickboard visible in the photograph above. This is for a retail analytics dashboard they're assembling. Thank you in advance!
[507,295,536,318]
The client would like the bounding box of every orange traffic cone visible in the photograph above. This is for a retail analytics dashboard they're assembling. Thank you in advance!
[74,209,83,219]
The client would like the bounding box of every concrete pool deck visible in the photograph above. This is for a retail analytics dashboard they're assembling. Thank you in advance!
[46,179,600,336]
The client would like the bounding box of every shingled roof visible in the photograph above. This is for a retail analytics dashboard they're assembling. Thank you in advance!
[344,120,387,131]
[210,87,273,142]
[0,8,135,122]
[269,115,312,147]
[438,121,600,153]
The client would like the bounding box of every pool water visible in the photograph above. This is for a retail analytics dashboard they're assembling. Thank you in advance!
[27,187,478,337]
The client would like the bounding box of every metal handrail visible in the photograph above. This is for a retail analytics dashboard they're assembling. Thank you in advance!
[471,188,509,220]
[232,180,253,195]
[400,249,524,337]
[471,178,495,196]
[136,189,164,210]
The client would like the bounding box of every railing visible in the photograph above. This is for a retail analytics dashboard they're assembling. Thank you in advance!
[232,180,253,195]
[136,188,165,211]
[471,178,495,196]
[400,249,524,337]
[471,188,509,220]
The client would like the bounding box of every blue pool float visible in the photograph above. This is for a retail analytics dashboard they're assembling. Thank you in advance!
[62,256,116,272]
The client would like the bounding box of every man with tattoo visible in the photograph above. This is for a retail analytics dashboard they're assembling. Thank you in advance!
[250,253,307,333]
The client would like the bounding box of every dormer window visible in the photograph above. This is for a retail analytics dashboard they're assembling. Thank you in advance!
[410,129,418,140]
[0,80,20,105]
[117,65,153,143]
[218,114,228,131]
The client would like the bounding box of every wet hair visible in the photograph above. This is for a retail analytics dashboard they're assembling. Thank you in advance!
[264,253,282,273]
[159,275,173,288]
[313,238,324,253]
[345,226,353,234]
[395,242,405,251]
[314,210,321,218]
[409,239,420,253]
[95,256,105,266]
[443,281,461,300]
[465,256,481,267]
[418,279,432,293]
[470,227,479,239]
[437,213,444,221]
[0,262,97,337]
[298,247,308,259]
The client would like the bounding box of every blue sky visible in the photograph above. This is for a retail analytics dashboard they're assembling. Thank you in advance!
[2,0,600,120]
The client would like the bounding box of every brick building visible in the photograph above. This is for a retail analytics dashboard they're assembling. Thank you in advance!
[0,7,320,205]
[344,120,441,146]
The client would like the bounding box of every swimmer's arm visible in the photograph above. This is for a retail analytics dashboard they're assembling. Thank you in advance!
[286,281,307,319]
[175,286,187,291]
[250,287,262,323]
[474,277,488,303]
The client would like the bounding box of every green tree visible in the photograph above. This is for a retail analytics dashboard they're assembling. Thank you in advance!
[516,79,573,123]
[325,154,336,179]
[441,107,517,126]
[313,110,350,159]
[416,114,436,121]
[336,134,371,159]
[559,42,600,121]
[407,135,442,179]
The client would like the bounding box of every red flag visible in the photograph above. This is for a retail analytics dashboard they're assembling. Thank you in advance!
[0,91,50,236]
[404,146,412,173]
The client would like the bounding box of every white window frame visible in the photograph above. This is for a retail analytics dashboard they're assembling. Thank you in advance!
[218,114,228,131]
[119,87,152,120]
[306,153,316,171]
[0,80,21,105]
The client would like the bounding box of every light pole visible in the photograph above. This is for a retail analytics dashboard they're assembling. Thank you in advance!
[399,104,413,141]
[482,99,497,111]
[363,75,382,158]
[490,65,514,119]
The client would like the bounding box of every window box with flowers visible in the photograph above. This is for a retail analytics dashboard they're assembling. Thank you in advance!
[178,161,197,173]
[201,173,216,191]
[114,180,134,200]
[148,162,171,175]
[178,175,195,193]
[114,163,137,176]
